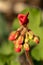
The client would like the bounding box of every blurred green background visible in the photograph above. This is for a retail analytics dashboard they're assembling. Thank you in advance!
[0,0,43,65]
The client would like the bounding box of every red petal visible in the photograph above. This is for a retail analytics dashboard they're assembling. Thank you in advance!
[18,13,29,25]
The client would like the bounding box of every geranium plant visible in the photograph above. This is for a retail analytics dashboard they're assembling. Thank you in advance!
[9,11,40,65]
[0,7,43,65]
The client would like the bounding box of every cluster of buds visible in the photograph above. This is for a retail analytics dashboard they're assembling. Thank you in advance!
[8,12,40,52]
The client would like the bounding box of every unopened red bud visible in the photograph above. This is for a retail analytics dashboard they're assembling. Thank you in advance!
[24,43,30,51]
[8,31,19,41]
[8,31,15,41]
[15,47,21,52]
[34,37,39,44]
[15,44,22,52]
[18,13,29,25]
[17,36,24,45]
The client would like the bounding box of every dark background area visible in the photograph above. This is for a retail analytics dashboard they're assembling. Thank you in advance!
[0,0,43,24]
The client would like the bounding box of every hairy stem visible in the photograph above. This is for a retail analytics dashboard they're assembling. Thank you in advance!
[25,51,34,65]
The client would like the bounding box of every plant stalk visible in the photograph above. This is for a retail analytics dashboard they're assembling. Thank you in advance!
[25,51,34,65]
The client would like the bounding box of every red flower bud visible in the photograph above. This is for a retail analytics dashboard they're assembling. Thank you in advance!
[8,31,19,41]
[24,43,30,51]
[15,44,22,52]
[33,36,39,44]
[17,36,24,45]
[18,13,29,25]
[15,47,21,52]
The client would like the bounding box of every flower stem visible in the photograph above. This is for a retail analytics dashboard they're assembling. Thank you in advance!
[25,51,34,65]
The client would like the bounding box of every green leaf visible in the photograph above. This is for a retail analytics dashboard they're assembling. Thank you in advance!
[12,19,20,30]
[12,7,43,61]
[10,59,20,65]
[10,56,20,65]
[0,60,4,65]
[0,13,9,40]
[0,41,14,55]
[12,7,41,30]
[6,53,20,65]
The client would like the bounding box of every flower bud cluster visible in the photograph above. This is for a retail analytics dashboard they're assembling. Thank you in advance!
[8,13,40,52]
[9,29,39,52]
